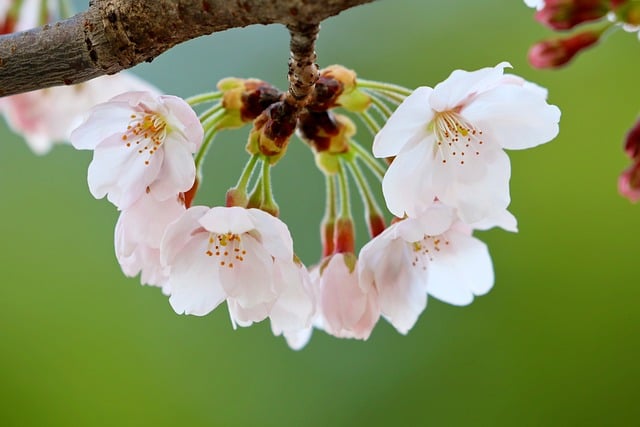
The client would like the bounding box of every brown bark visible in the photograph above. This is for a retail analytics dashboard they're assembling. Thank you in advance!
[0,0,376,97]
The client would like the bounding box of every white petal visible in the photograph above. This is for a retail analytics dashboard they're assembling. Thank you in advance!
[246,208,294,261]
[160,206,210,266]
[167,237,226,316]
[269,260,315,334]
[463,84,560,150]
[373,86,434,158]
[199,206,255,234]
[382,137,438,217]
[427,230,494,305]
[150,136,196,200]
[70,102,134,149]
[430,62,511,111]
[159,95,204,151]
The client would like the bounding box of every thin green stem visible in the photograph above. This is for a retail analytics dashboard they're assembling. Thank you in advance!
[236,154,260,192]
[199,103,224,125]
[350,141,385,180]
[347,160,383,217]
[368,92,394,119]
[364,87,406,104]
[186,91,223,107]
[358,79,413,96]
[194,118,223,172]
[262,158,277,209]
[360,110,381,136]
[324,174,337,222]
[336,160,352,218]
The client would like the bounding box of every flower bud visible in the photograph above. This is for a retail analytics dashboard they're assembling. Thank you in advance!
[246,101,298,163]
[368,212,386,238]
[619,162,640,202]
[535,0,610,30]
[334,217,355,254]
[528,31,600,68]
[624,118,640,159]
[298,111,355,154]
[321,218,335,257]
[226,187,248,208]
[217,77,282,129]
[310,65,371,112]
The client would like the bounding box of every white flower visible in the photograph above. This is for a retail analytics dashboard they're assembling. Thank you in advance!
[373,62,560,224]
[315,253,380,340]
[2,73,160,155]
[358,205,494,334]
[160,206,315,338]
[114,192,186,292]
[71,91,203,209]
[524,0,545,10]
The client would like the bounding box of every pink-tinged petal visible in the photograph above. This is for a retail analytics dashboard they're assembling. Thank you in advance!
[167,237,226,316]
[160,206,210,267]
[227,299,270,327]
[319,254,380,339]
[279,327,313,351]
[70,102,135,149]
[382,138,438,217]
[199,206,255,234]
[159,95,204,151]
[441,150,511,224]
[463,84,560,150]
[150,136,196,201]
[359,236,427,334]
[426,229,494,305]
[471,209,518,233]
[373,86,434,158]
[430,62,511,111]
[217,234,276,308]
[246,208,294,261]
[110,91,159,108]
[270,260,315,334]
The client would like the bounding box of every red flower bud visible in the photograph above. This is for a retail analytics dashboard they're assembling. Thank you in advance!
[535,0,610,30]
[528,31,600,68]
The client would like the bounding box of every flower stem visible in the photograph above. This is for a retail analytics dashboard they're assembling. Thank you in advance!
[236,154,260,193]
[261,158,279,216]
[350,140,385,180]
[186,91,223,107]
[321,175,337,257]
[357,79,413,96]
[336,159,352,219]
[195,113,225,172]
[359,110,381,136]
[368,92,394,120]
[200,103,224,125]
[347,160,386,237]
[363,87,406,104]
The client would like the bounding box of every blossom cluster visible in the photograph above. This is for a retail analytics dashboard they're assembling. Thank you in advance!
[67,61,560,349]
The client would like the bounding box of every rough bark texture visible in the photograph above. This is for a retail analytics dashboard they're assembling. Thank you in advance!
[0,0,376,97]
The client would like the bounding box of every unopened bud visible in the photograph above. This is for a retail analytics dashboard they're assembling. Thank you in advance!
[368,213,386,238]
[321,218,335,257]
[216,77,282,129]
[619,162,640,202]
[535,0,610,30]
[310,65,371,112]
[298,111,355,154]
[334,217,355,254]
[246,101,298,163]
[225,187,248,208]
[528,31,600,68]
[624,118,640,159]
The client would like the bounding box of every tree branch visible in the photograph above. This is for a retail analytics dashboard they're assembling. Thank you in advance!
[0,0,376,97]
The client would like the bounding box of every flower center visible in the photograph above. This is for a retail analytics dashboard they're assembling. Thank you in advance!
[121,113,168,166]
[431,111,484,166]
[204,232,247,269]
[410,234,450,270]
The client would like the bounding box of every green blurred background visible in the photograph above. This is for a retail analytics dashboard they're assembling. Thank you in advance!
[1,1,639,426]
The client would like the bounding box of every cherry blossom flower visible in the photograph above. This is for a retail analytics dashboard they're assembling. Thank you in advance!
[315,253,380,340]
[2,73,160,155]
[71,91,203,210]
[114,192,186,292]
[373,62,560,224]
[358,205,494,334]
[160,206,315,338]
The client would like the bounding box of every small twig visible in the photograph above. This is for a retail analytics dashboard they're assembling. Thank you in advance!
[286,22,320,107]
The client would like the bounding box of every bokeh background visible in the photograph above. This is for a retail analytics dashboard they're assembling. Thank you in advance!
[1,1,639,426]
